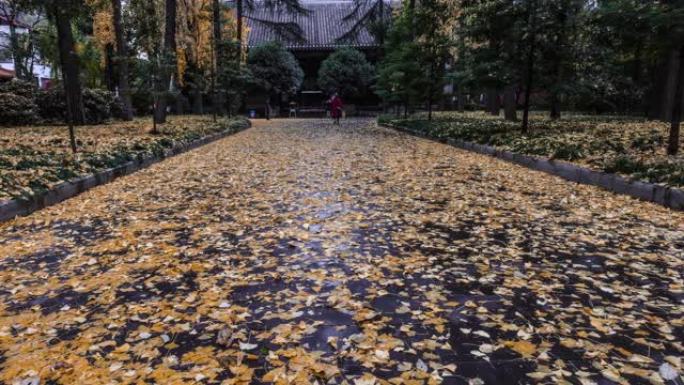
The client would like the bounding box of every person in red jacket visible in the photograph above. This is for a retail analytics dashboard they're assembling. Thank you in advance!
[329,92,343,125]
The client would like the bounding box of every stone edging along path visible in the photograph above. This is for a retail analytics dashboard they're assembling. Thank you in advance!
[381,123,684,211]
[0,120,252,223]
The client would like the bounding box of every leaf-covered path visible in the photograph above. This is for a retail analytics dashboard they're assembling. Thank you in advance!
[0,119,682,385]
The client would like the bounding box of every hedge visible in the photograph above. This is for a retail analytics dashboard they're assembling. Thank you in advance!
[0,79,124,126]
[36,87,122,124]
[0,93,37,126]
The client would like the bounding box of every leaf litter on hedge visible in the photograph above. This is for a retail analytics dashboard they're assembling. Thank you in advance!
[383,112,684,187]
[0,116,249,201]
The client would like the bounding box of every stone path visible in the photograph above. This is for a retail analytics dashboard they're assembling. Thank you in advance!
[0,118,682,385]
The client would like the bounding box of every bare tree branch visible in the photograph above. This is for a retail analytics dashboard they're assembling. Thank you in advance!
[245,14,306,43]
[337,0,388,44]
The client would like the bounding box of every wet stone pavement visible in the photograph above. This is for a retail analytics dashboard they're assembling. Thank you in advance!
[0,118,682,385]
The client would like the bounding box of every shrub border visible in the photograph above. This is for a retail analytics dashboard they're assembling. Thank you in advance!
[381,122,684,211]
[0,119,252,222]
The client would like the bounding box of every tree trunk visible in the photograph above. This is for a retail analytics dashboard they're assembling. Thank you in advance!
[549,1,567,120]
[488,89,500,116]
[667,45,684,156]
[4,2,27,80]
[649,48,680,121]
[408,0,416,37]
[226,94,233,117]
[155,0,177,124]
[662,48,680,122]
[211,73,217,121]
[521,0,537,132]
[265,95,270,120]
[193,89,204,114]
[378,0,385,47]
[522,65,534,132]
[104,44,116,91]
[549,92,561,120]
[212,0,224,118]
[53,4,85,126]
[111,0,133,120]
[457,89,465,112]
[213,0,222,58]
[237,0,243,44]
[151,64,158,133]
[503,85,517,121]
[175,95,184,115]
[65,88,77,154]
[27,35,35,81]
[632,42,642,85]
[648,56,670,119]
[8,23,27,80]
[373,0,385,63]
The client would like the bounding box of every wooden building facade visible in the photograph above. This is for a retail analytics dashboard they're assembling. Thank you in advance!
[244,0,386,117]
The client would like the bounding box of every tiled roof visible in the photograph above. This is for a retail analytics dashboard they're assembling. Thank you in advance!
[245,1,382,50]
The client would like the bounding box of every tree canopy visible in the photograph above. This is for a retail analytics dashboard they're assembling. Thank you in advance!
[247,41,303,97]
[318,47,374,99]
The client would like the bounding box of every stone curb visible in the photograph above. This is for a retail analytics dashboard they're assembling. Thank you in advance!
[381,123,684,211]
[0,119,252,223]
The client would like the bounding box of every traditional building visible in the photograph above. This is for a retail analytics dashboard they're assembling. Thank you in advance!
[243,0,389,116]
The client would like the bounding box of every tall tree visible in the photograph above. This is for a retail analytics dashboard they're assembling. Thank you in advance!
[176,0,213,115]
[578,0,678,116]
[111,0,133,120]
[212,0,223,118]
[375,0,451,120]
[540,0,584,120]
[154,0,177,124]
[236,0,243,44]
[218,40,250,116]
[128,0,163,120]
[455,0,524,121]
[415,0,452,121]
[45,0,85,153]
[375,7,420,117]
[154,0,177,123]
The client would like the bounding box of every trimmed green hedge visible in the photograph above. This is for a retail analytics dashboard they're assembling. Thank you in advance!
[0,80,38,126]
[0,80,124,126]
[35,87,123,124]
[0,93,37,126]
[0,79,36,99]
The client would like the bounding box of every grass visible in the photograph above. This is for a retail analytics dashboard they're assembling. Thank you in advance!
[0,115,250,201]
[380,111,684,187]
